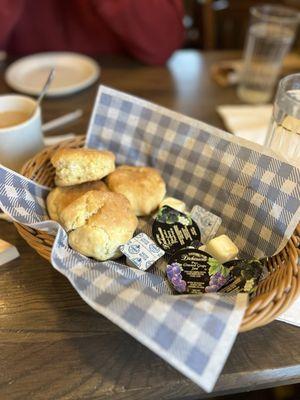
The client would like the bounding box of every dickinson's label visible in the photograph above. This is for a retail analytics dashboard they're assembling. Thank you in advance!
[166,249,231,294]
[152,206,201,254]
[167,249,211,294]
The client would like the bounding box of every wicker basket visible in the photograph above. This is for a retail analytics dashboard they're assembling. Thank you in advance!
[14,136,300,332]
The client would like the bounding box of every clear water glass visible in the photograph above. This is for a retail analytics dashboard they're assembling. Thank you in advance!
[265,73,300,167]
[238,5,299,104]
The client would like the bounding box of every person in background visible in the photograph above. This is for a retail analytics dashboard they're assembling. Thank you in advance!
[0,0,184,65]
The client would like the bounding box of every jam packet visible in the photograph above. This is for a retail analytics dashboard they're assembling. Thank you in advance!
[166,248,230,294]
[152,206,201,255]
[219,259,264,294]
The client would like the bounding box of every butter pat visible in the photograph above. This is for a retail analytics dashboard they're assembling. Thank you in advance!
[120,233,165,271]
[0,239,19,266]
[190,205,222,243]
[159,197,186,213]
[205,234,238,264]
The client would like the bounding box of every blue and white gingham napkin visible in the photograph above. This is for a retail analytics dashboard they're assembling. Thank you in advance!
[1,85,299,392]
[0,164,247,392]
[86,86,300,259]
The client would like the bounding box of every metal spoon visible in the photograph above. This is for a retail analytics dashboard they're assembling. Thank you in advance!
[33,67,55,115]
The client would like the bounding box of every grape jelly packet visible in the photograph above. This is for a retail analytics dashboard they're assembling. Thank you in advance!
[166,248,230,294]
[219,259,264,294]
[152,206,201,255]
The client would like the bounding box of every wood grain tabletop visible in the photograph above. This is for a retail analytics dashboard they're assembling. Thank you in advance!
[0,50,300,400]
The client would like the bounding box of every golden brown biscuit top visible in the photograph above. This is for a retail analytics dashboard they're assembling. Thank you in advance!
[60,190,138,234]
[106,165,166,216]
[51,148,115,167]
[107,165,164,193]
[47,180,109,221]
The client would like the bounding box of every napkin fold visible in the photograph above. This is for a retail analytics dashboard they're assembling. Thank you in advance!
[217,104,273,146]
[277,298,300,327]
[0,164,248,393]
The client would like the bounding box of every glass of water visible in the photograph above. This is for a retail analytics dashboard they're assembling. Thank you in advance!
[265,73,300,166]
[237,5,299,104]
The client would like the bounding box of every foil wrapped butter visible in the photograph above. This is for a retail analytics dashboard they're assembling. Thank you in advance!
[120,233,164,271]
[190,205,222,243]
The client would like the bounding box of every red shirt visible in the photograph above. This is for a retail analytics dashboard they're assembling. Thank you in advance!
[0,0,184,65]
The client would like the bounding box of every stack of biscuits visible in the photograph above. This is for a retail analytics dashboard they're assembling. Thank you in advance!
[47,148,166,261]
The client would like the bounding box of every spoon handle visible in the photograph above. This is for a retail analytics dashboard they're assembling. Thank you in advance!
[36,67,55,108]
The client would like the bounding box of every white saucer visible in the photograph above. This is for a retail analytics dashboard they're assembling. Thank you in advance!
[5,52,100,97]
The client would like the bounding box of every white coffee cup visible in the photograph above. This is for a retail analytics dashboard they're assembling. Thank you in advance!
[0,95,44,171]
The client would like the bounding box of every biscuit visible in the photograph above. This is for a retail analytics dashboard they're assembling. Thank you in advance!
[60,190,138,260]
[106,166,166,216]
[46,180,109,222]
[51,148,115,186]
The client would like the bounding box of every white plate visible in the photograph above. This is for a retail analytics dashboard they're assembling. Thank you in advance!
[5,52,100,97]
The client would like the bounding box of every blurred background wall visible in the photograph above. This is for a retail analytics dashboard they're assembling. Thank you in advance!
[183,0,300,50]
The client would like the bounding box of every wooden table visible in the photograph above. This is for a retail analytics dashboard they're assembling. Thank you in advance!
[0,50,300,400]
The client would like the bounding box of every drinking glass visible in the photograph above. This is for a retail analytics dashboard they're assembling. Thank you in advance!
[265,73,300,166]
[237,5,299,104]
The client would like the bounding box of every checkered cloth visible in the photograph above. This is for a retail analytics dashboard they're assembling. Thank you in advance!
[87,86,300,259]
[0,85,299,392]
[0,165,246,392]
